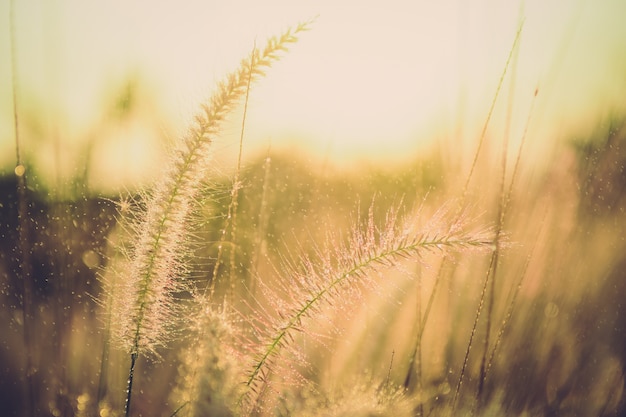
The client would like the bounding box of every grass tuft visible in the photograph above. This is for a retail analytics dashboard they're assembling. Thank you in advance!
[241,204,496,410]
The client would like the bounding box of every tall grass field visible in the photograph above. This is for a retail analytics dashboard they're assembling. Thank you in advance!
[2,10,626,417]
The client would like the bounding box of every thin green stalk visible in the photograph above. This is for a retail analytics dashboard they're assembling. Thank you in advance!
[248,238,487,386]
[403,261,442,392]
[249,152,273,295]
[244,208,495,409]
[461,19,524,198]
[170,402,189,417]
[209,44,255,302]
[414,270,424,417]
[402,22,526,410]
[452,20,524,411]
[486,207,547,379]
[452,250,497,410]
[474,234,503,408]
[474,37,518,405]
[478,86,539,398]
[229,42,254,292]
[104,21,314,416]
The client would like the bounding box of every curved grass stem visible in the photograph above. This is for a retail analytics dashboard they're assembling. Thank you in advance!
[244,207,496,408]
[103,20,314,416]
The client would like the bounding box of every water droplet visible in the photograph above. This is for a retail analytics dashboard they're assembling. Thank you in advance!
[14,165,25,177]
[82,250,100,269]
[544,302,559,318]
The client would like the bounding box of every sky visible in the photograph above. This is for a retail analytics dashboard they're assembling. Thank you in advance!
[1,0,625,189]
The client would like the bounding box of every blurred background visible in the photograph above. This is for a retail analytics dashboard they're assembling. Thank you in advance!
[1,0,625,192]
[2,1,626,416]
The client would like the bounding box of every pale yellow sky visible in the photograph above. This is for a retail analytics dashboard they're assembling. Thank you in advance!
[1,0,625,189]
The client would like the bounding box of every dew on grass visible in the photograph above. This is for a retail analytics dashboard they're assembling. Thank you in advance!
[76,392,90,412]
[14,165,25,177]
[81,250,100,269]
[1,11,625,415]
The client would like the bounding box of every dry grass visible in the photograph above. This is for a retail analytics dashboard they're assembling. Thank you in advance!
[1,15,625,417]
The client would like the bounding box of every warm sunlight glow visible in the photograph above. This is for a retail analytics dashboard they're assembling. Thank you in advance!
[1,0,625,186]
[3,3,626,416]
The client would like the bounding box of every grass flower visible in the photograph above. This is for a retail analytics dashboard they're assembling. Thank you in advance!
[172,305,242,417]
[241,204,496,412]
[99,20,314,416]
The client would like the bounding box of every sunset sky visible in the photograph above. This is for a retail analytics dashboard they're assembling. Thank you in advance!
[1,0,625,188]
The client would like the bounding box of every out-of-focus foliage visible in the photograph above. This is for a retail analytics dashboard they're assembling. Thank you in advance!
[1,117,626,416]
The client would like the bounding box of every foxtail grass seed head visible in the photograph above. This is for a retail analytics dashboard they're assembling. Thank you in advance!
[241,204,496,409]
[172,305,242,417]
[100,20,314,360]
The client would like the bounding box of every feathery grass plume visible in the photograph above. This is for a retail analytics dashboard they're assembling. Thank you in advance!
[281,377,416,417]
[118,20,312,356]
[99,20,314,416]
[171,304,243,417]
[241,203,497,412]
